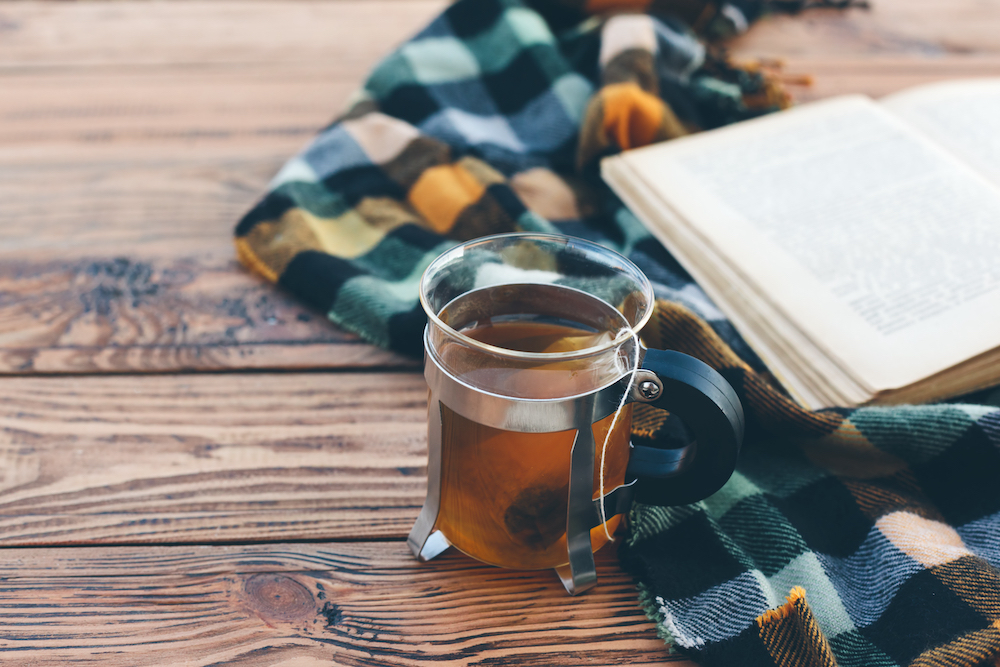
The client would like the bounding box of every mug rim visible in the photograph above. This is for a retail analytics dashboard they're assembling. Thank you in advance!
[419,232,655,362]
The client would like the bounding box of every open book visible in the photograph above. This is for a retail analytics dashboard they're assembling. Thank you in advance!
[603,78,1000,410]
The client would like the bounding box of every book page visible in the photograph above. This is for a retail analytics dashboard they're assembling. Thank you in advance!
[882,79,1000,188]
[615,96,1000,394]
[606,160,873,408]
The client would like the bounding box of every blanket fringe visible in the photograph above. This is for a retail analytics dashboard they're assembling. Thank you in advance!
[757,586,808,624]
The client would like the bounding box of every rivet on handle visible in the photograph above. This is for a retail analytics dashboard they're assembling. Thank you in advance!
[629,370,663,403]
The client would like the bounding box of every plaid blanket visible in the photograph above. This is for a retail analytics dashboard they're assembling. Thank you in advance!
[234,1,1000,665]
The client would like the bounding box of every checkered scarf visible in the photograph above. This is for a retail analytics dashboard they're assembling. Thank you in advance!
[234,1,1000,665]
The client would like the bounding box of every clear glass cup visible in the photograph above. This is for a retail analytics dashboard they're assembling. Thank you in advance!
[409,233,743,595]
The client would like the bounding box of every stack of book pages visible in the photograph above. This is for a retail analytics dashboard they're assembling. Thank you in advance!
[603,79,1000,409]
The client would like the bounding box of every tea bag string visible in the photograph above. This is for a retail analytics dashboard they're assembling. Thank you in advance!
[597,326,642,542]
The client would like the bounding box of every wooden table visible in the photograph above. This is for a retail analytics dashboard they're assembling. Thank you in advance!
[0,1,997,663]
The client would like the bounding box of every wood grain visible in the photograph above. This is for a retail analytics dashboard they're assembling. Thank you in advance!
[0,2,442,374]
[0,372,427,545]
[2,0,1000,375]
[730,0,1000,58]
[0,248,415,373]
[0,542,691,666]
[728,0,1000,101]
[0,1,447,70]
[1,2,996,665]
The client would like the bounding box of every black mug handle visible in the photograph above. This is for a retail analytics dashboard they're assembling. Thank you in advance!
[625,348,744,506]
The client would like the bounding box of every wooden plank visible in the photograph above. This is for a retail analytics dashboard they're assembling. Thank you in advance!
[0,145,413,373]
[753,59,1000,102]
[0,1,448,150]
[0,542,692,666]
[0,69,351,148]
[728,0,1000,100]
[0,2,442,374]
[0,372,427,545]
[2,0,999,377]
[0,1,447,69]
[729,0,1000,58]
[2,0,995,69]
[0,252,412,373]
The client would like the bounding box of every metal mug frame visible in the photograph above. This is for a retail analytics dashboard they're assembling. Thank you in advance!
[408,233,743,596]
[408,328,640,595]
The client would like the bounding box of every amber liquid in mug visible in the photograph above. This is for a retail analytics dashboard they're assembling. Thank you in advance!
[432,288,633,570]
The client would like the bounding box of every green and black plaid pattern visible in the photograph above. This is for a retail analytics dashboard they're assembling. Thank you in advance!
[235,0,782,358]
[234,1,1000,665]
[626,303,1000,667]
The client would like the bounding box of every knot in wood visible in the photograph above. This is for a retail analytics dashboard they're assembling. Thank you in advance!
[243,574,316,622]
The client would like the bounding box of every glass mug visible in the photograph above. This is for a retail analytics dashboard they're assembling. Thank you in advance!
[408,233,743,594]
